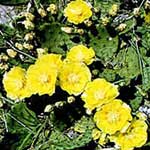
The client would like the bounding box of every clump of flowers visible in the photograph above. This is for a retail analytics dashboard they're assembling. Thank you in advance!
[64,0,92,24]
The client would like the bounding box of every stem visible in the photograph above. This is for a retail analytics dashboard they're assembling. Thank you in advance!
[7,113,34,133]
[18,132,33,150]
[31,117,48,147]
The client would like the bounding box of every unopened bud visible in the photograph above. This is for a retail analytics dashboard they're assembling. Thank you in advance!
[24,12,35,21]
[109,4,118,16]
[133,8,140,17]
[24,32,35,41]
[47,4,57,14]
[7,49,17,58]
[36,48,48,57]
[23,20,35,30]
[38,8,47,17]
[61,27,73,34]
[101,17,109,26]
[67,96,75,103]
[44,104,53,113]
[15,43,23,50]
[117,23,127,31]
[23,43,34,50]
[84,20,92,27]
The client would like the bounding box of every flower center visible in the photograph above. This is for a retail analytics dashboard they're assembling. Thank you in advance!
[40,74,49,83]
[94,91,105,100]
[68,73,79,83]
[107,111,119,123]
[14,80,24,89]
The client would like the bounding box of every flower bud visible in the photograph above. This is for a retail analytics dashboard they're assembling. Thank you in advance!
[38,8,47,17]
[6,49,17,58]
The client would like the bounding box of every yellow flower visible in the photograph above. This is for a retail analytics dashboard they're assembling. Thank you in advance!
[35,54,62,73]
[66,45,95,65]
[2,67,31,100]
[59,62,91,95]
[64,0,92,24]
[26,63,57,96]
[110,119,148,150]
[94,99,132,134]
[81,78,119,111]
[145,12,150,24]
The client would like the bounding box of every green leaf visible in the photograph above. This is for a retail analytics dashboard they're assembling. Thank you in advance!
[39,23,75,55]
[89,27,118,63]
[6,102,39,149]
[113,47,140,84]
[130,91,143,112]
[0,0,29,5]
[37,116,95,150]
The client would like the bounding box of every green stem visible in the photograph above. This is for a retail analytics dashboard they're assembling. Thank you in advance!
[18,132,33,150]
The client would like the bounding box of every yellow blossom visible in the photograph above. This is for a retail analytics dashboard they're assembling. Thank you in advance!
[2,67,31,100]
[66,45,95,65]
[59,62,91,95]
[35,54,62,73]
[110,119,148,150]
[94,99,132,134]
[64,0,92,24]
[26,63,57,96]
[81,78,119,111]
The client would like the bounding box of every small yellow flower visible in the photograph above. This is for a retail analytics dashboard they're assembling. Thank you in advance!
[26,63,57,96]
[2,67,31,100]
[64,0,92,24]
[35,54,62,73]
[6,49,17,58]
[66,45,95,65]
[81,78,119,111]
[94,99,132,134]
[145,12,150,24]
[59,62,91,95]
[110,119,148,150]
